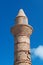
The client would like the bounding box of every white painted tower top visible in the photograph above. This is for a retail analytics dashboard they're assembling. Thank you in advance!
[17,9,26,17]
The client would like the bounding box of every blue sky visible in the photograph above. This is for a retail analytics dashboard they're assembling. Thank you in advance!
[0,0,43,65]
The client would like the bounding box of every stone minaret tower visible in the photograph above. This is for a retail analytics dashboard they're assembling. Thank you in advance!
[11,9,33,65]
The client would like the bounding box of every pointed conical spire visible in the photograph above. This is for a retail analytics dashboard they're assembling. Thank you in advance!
[17,9,26,17]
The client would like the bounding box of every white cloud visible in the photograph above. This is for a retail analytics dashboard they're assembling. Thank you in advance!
[31,45,43,60]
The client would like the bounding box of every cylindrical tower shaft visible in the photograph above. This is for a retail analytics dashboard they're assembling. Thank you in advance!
[11,9,33,65]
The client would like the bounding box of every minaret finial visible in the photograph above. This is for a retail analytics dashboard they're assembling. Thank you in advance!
[17,9,26,17]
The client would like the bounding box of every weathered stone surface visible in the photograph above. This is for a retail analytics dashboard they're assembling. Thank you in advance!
[15,63,31,65]
[11,24,32,36]
[15,51,31,61]
[15,51,28,60]
[15,16,28,25]
[15,42,30,51]
[15,36,30,43]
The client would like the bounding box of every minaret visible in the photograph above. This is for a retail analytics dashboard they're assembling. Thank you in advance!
[11,9,33,65]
